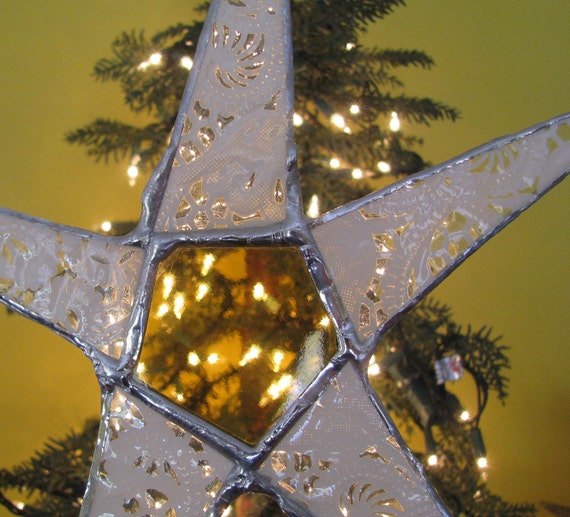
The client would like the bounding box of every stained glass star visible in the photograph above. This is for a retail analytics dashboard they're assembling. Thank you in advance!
[0,0,568,516]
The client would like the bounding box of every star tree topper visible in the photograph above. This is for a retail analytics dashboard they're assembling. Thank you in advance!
[0,1,568,515]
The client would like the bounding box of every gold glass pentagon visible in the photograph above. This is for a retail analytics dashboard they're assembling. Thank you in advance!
[136,246,337,445]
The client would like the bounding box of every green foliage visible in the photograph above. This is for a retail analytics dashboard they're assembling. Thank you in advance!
[0,419,98,516]
[66,0,459,211]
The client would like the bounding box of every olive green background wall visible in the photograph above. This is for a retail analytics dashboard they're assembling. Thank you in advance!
[0,1,568,514]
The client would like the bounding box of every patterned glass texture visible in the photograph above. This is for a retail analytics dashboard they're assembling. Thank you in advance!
[312,119,570,344]
[152,0,293,232]
[257,362,445,516]
[83,388,235,516]
[136,246,337,445]
[0,210,143,358]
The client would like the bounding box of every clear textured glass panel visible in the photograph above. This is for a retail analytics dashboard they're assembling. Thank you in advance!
[0,210,143,358]
[82,389,234,516]
[312,118,570,344]
[151,0,293,232]
[257,361,446,515]
[136,247,337,445]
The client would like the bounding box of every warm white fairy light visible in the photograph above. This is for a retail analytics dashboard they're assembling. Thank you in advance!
[349,104,360,115]
[201,253,215,276]
[330,113,346,129]
[162,274,174,299]
[345,42,356,51]
[195,282,209,301]
[476,457,488,470]
[427,454,438,466]
[252,282,266,301]
[187,352,200,366]
[459,410,470,422]
[207,353,219,365]
[156,303,169,318]
[127,164,139,179]
[330,157,341,169]
[343,126,352,135]
[351,168,363,179]
[293,112,304,127]
[173,293,186,318]
[307,194,320,218]
[101,221,112,233]
[389,111,401,132]
[377,160,391,174]
[368,355,381,376]
[239,345,261,366]
[180,56,194,70]
[149,52,162,65]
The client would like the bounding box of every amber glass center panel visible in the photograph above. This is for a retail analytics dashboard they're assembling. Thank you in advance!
[136,247,337,445]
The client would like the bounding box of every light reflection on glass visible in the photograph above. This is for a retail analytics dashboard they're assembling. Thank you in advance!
[136,247,337,445]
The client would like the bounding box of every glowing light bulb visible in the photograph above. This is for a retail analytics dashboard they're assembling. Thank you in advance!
[476,457,488,469]
[319,315,330,328]
[272,350,285,371]
[427,454,438,466]
[459,410,470,422]
[252,282,266,300]
[162,274,174,299]
[149,52,162,65]
[239,345,261,366]
[207,353,219,365]
[345,42,356,51]
[368,363,380,376]
[293,112,304,126]
[201,253,215,276]
[101,221,112,233]
[349,104,360,115]
[330,157,341,169]
[127,164,139,179]
[389,111,401,132]
[180,56,193,70]
[173,293,185,318]
[351,168,363,179]
[377,160,391,174]
[330,113,346,129]
[176,393,185,402]
[187,352,200,366]
[307,194,320,218]
[195,282,209,301]
[156,303,169,317]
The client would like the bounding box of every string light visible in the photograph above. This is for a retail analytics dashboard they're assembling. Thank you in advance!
[252,282,266,301]
[148,52,162,65]
[476,457,488,470]
[459,410,470,422]
[368,355,381,376]
[427,454,438,466]
[329,157,341,169]
[187,352,200,366]
[195,282,209,301]
[377,160,391,173]
[207,353,219,365]
[101,221,112,233]
[180,56,193,70]
[351,168,363,179]
[330,113,346,129]
[345,42,356,51]
[293,112,304,127]
[389,111,401,132]
[173,293,186,318]
[349,104,360,115]
[307,194,320,218]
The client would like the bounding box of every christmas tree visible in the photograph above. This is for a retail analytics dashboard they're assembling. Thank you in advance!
[1,1,565,515]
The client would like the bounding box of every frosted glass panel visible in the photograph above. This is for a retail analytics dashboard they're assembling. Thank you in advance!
[257,361,447,516]
[82,389,235,516]
[0,209,143,358]
[151,0,293,232]
[312,119,570,344]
